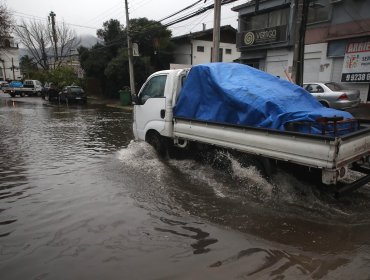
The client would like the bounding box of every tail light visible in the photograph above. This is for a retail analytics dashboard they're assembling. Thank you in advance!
[338,93,348,100]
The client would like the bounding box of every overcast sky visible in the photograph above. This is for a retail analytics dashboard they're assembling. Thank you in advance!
[8,0,243,38]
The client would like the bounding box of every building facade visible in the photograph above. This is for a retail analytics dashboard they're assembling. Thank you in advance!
[233,0,370,101]
[0,36,22,81]
[171,25,240,66]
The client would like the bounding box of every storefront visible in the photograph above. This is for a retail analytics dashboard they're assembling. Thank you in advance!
[328,37,370,101]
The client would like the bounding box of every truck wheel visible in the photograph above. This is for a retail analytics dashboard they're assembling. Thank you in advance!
[20,92,25,97]
[146,131,166,157]
[238,155,275,178]
[10,93,15,98]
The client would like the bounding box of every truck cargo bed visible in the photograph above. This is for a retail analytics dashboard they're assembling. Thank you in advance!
[173,117,370,171]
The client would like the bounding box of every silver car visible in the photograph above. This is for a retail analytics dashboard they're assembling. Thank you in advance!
[303,82,360,109]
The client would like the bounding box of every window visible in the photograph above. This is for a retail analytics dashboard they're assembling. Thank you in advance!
[305,84,324,93]
[225,49,232,55]
[327,40,346,57]
[139,75,167,104]
[307,0,330,24]
[197,46,204,52]
[242,8,289,30]
[268,9,288,27]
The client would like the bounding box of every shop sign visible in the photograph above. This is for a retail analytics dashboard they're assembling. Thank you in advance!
[238,25,287,48]
[341,40,370,83]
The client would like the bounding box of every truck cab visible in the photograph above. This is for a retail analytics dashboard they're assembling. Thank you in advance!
[23,80,43,96]
[133,69,188,142]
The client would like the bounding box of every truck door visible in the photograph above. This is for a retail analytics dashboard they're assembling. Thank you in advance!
[133,74,168,141]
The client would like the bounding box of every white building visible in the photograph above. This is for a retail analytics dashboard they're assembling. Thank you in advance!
[171,25,240,66]
[0,36,22,81]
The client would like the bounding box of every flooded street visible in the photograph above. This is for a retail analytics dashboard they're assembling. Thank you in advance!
[1,96,370,279]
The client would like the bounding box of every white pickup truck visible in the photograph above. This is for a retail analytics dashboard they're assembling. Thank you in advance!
[132,64,370,195]
[4,80,43,97]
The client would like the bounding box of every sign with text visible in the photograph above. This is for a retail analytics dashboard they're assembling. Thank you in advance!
[237,25,287,48]
[341,40,370,83]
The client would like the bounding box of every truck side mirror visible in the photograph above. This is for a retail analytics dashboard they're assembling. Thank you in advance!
[131,94,139,105]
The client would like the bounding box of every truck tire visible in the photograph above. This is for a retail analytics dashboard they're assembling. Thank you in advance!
[146,131,166,157]
[20,92,25,97]
[10,93,15,98]
[238,155,275,178]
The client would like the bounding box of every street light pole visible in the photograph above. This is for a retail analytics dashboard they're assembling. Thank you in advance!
[212,0,221,63]
[125,0,136,95]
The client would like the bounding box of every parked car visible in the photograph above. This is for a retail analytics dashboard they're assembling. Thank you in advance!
[59,86,87,104]
[44,83,60,102]
[0,81,9,90]
[303,82,360,109]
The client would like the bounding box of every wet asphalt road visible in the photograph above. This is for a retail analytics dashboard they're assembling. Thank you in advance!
[0,95,370,279]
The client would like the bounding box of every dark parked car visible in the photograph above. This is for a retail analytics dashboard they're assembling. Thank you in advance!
[44,83,60,102]
[59,86,87,104]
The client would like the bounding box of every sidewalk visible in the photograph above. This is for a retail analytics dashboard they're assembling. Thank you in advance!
[88,96,133,111]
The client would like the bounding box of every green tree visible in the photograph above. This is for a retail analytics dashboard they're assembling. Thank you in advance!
[27,66,80,89]
[97,19,125,57]
[104,49,154,96]
[78,44,111,96]
[47,66,81,88]
[79,17,174,97]
[129,18,174,71]
[19,55,38,79]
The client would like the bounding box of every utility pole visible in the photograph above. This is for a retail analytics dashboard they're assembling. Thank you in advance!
[49,11,58,64]
[291,0,309,86]
[212,0,221,62]
[1,59,6,80]
[125,0,136,95]
[11,58,15,80]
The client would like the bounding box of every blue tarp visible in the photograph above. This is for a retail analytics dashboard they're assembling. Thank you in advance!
[173,63,355,135]
[9,81,23,88]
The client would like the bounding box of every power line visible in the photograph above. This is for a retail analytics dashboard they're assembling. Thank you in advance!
[188,10,213,32]
[83,2,123,24]
[158,0,204,22]
[130,0,155,12]
[13,12,99,30]
[162,0,239,27]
